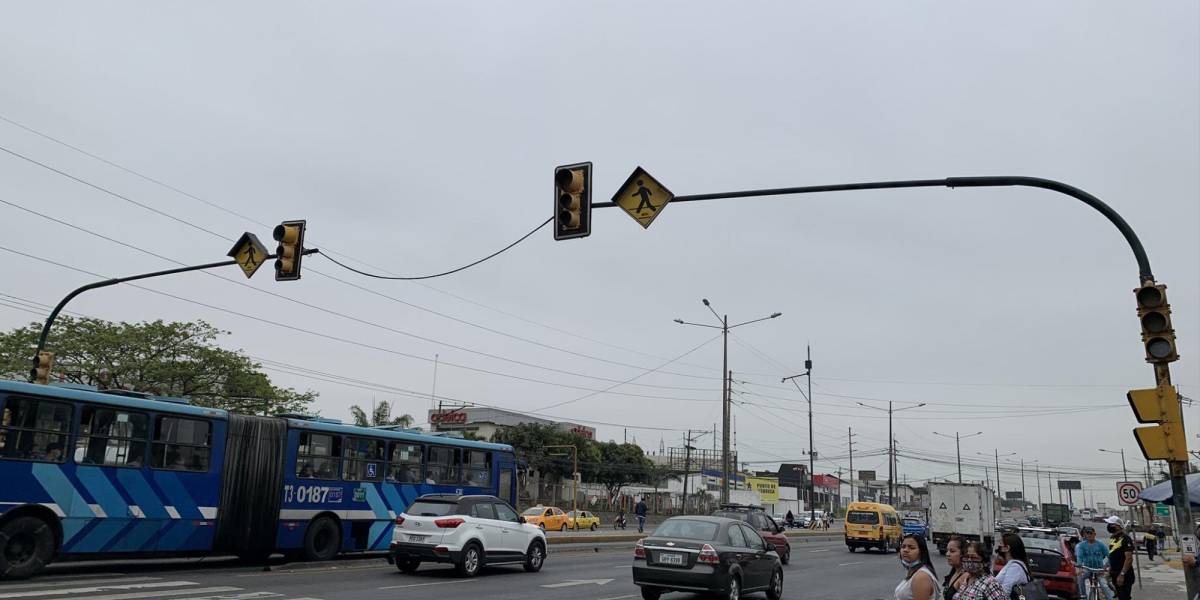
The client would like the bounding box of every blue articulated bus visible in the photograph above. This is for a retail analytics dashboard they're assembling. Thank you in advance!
[0,379,517,579]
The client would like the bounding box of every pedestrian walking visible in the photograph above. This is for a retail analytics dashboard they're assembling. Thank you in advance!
[785,510,794,528]
[894,534,940,600]
[1104,516,1135,600]
[1143,529,1158,561]
[953,541,1006,600]
[942,536,965,600]
[635,497,648,533]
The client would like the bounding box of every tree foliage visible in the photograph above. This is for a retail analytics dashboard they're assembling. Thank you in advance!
[491,423,661,498]
[0,316,316,415]
[349,401,413,428]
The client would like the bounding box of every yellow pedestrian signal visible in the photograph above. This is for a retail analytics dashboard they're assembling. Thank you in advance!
[274,220,307,281]
[30,351,54,385]
[1134,283,1178,363]
[1128,385,1186,461]
[554,162,592,241]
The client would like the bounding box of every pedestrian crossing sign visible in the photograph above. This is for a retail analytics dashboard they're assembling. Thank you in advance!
[227,232,269,279]
[612,166,674,229]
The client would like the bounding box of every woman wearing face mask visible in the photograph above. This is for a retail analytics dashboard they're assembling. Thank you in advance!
[954,541,1006,600]
[895,534,940,600]
[942,537,966,600]
[994,533,1030,596]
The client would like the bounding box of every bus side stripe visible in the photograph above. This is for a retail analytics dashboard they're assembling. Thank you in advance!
[30,464,92,518]
[71,518,127,553]
[361,484,391,550]
[75,467,130,518]
[111,520,161,552]
[152,472,201,519]
[380,484,406,516]
[157,519,194,550]
[115,470,168,519]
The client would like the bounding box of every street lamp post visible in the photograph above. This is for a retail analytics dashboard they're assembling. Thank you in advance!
[783,347,815,523]
[546,445,578,521]
[932,431,983,484]
[675,300,781,504]
[857,401,925,504]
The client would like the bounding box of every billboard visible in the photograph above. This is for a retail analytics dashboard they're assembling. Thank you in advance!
[1057,480,1082,490]
[746,476,780,503]
[1005,491,1024,499]
[859,470,876,482]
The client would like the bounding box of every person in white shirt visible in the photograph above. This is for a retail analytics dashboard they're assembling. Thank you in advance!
[995,532,1031,595]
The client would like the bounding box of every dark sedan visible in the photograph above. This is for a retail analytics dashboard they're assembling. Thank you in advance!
[633,516,783,600]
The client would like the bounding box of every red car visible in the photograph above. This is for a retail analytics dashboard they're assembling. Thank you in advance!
[711,504,792,565]
[992,531,1077,599]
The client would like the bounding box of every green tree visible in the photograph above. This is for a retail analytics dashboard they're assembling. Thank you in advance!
[0,316,316,415]
[349,401,413,428]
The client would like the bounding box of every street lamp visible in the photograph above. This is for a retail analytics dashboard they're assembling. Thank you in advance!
[932,431,983,484]
[782,346,815,523]
[856,401,925,504]
[546,445,579,521]
[675,299,782,503]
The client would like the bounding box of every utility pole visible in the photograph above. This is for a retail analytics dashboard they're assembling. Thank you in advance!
[675,300,781,504]
[981,450,1015,511]
[848,427,857,504]
[933,430,982,484]
[858,401,924,505]
[1020,459,1026,510]
[782,346,815,522]
[1034,461,1042,511]
[683,430,693,514]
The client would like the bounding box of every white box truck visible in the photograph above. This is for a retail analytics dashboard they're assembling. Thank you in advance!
[929,482,996,555]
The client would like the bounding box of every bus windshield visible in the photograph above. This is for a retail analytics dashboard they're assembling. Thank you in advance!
[848,511,880,525]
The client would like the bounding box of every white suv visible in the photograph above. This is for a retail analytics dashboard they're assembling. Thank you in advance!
[389,494,547,577]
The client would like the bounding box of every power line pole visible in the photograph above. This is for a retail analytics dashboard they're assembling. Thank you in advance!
[848,427,857,504]
[1019,459,1026,511]
[782,346,815,523]
[933,430,982,484]
[683,430,693,513]
[856,401,924,505]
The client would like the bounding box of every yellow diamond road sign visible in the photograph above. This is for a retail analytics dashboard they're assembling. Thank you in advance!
[227,232,270,279]
[613,166,673,229]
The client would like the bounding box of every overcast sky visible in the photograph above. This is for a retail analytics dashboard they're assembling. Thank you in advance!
[1,2,1196,508]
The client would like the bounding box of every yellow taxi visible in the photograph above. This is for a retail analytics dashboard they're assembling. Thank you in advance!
[566,510,600,531]
[844,501,903,553]
[521,505,570,531]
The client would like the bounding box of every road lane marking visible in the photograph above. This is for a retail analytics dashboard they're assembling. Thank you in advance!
[0,580,198,598]
[378,579,480,590]
[542,578,614,588]
[809,549,831,553]
[596,595,639,600]
[0,577,161,591]
[837,561,863,566]
[74,587,243,600]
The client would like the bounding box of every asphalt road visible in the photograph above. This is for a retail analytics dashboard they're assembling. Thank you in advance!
[3,536,1185,599]
[2,539,926,600]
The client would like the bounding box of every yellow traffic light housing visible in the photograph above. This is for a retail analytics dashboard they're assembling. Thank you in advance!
[30,351,54,385]
[1135,283,1178,363]
[274,220,307,281]
[1128,384,1186,461]
[554,162,592,241]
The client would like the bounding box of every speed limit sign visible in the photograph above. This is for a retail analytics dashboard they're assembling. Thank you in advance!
[1117,481,1143,506]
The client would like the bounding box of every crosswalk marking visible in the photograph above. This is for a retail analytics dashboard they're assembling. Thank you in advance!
[72,586,243,600]
[0,577,160,591]
[0,580,197,599]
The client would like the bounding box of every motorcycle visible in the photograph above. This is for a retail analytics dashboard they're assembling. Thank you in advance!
[614,514,627,530]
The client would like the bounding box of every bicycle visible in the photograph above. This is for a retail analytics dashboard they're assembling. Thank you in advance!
[1078,565,1113,600]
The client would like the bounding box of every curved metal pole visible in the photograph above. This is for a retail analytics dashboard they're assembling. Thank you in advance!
[594,176,1153,282]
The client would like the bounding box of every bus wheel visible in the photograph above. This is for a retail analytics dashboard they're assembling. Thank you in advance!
[0,516,55,580]
[302,517,340,562]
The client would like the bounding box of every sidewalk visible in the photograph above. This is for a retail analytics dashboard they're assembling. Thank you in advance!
[1133,549,1189,597]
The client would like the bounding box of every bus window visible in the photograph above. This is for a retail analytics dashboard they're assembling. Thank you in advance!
[76,406,148,467]
[343,437,384,482]
[387,442,422,483]
[425,446,459,484]
[297,432,340,480]
[463,450,491,487]
[0,396,72,462]
[151,416,211,472]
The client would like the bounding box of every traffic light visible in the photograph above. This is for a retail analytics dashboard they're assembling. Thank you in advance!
[1134,282,1178,363]
[30,351,54,385]
[554,162,592,241]
[1128,384,1186,460]
[273,220,306,281]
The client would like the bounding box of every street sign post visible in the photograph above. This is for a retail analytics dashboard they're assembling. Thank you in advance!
[612,166,673,229]
[1117,481,1143,506]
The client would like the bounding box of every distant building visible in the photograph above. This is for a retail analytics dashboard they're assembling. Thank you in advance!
[428,407,595,441]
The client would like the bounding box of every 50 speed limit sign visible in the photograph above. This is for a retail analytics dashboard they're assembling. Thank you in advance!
[1117,481,1143,506]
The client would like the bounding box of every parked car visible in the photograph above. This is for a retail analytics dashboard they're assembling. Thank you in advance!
[521,505,571,531]
[901,517,929,540]
[991,531,1076,599]
[567,510,600,531]
[711,504,792,564]
[389,494,546,577]
[633,516,783,600]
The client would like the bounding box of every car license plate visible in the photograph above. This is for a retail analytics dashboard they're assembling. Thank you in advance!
[407,535,426,543]
[658,552,684,565]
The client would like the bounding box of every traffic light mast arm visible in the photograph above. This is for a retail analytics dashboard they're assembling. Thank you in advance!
[590,175,1154,282]
[32,249,320,364]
